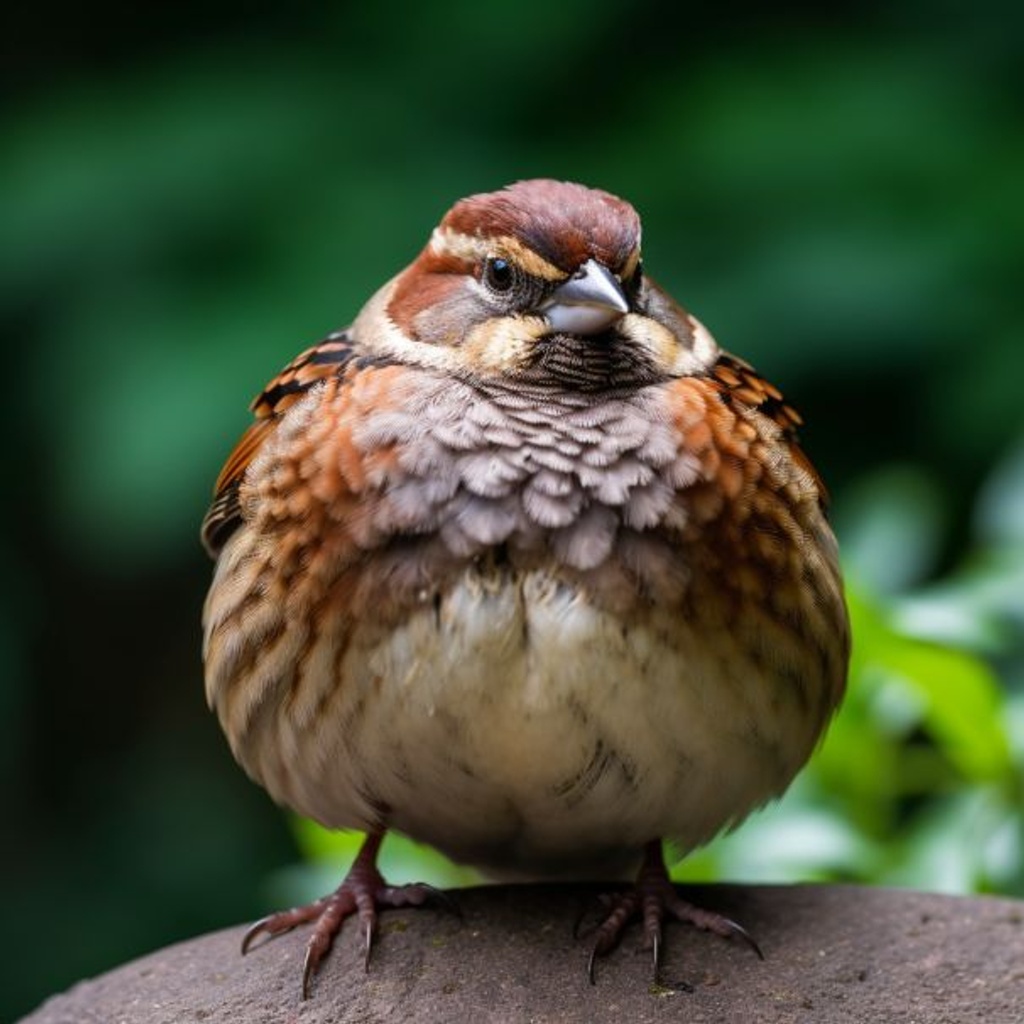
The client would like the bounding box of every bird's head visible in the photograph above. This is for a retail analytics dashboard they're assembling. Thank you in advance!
[353,179,719,389]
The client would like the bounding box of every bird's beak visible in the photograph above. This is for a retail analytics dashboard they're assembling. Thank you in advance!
[540,259,629,336]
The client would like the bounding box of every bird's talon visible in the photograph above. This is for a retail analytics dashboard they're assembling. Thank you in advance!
[362,923,374,972]
[301,947,317,1001]
[582,842,763,985]
[723,917,764,960]
[241,915,279,955]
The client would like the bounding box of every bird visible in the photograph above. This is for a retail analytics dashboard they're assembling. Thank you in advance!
[201,179,850,999]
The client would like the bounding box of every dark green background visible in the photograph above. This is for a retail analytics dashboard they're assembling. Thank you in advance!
[4,2,1023,1018]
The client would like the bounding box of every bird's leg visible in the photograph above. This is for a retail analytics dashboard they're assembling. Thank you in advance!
[241,830,451,999]
[587,839,763,985]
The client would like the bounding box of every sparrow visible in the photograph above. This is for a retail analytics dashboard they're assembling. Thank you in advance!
[201,179,850,998]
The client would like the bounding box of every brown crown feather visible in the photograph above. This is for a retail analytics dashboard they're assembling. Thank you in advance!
[442,179,641,275]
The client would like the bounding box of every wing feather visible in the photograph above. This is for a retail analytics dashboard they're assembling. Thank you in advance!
[708,352,829,510]
[201,331,357,556]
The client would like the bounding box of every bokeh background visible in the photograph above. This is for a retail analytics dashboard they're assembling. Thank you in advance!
[3,1,1023,1017]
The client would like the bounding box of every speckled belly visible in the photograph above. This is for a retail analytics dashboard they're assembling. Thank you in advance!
[262,566,821,880]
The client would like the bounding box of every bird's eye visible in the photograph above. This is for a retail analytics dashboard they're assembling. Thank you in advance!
[483,257,515,292]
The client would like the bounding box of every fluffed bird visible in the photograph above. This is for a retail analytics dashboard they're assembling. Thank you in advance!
[201,179,849,998]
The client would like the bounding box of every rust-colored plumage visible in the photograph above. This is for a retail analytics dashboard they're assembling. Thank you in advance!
[442,179,641,275]
[202,179,849,999]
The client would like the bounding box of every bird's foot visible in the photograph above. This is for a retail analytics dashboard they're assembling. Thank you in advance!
[584,840,763,985]
[241,831,453,999]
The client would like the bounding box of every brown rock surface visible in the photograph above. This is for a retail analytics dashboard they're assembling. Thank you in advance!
[19,883,1024,1023]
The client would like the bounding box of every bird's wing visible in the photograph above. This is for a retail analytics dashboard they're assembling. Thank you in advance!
[201,331,358,557]
[706,351,829,511]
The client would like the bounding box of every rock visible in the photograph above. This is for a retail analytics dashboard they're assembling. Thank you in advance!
[18,884,1024,1023]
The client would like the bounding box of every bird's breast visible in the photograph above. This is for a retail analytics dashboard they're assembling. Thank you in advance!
[248,562,828,879]
[204,371,846,878]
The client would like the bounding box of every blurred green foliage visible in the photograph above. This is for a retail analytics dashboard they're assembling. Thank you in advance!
[2,1,1022,1019]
